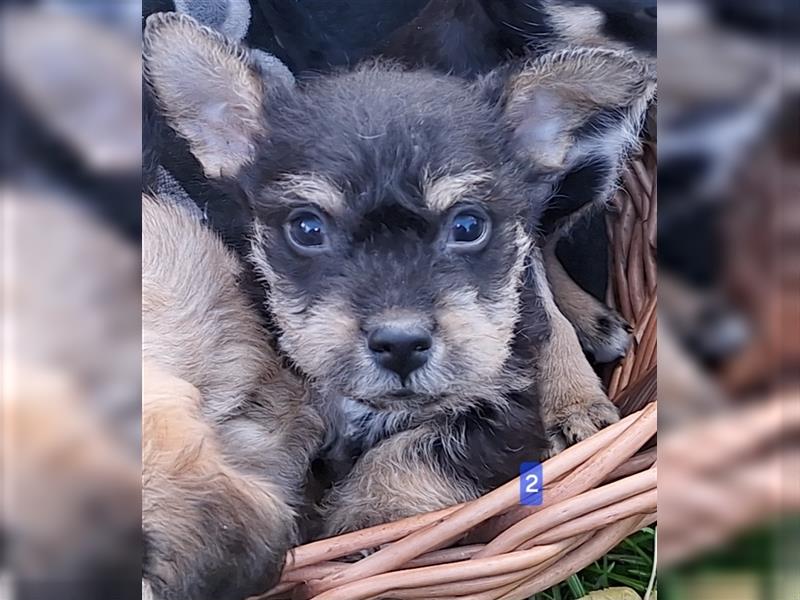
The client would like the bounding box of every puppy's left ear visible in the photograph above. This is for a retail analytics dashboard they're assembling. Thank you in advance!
[501,47,655,177]
[143,12,275,178]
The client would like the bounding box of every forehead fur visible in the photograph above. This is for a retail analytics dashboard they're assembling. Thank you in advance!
[245,62,522,215]
[272,173,345,215]
[423,170,493,212]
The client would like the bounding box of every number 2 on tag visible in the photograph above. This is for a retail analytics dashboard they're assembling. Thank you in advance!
[519,462,543,505]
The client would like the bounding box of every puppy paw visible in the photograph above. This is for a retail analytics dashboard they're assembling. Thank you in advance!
[545,393,619,457]
[578,308,632,364]
[322,504,383,537]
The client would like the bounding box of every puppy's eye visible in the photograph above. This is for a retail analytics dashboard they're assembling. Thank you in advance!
[285,209,329,253]
[447,210,490,251]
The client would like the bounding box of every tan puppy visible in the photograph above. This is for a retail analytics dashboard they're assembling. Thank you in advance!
[142,195,322,600]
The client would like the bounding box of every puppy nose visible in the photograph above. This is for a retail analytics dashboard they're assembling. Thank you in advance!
[368,326,432,380]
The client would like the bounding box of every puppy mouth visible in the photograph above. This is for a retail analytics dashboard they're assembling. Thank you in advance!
[350,386,432,410]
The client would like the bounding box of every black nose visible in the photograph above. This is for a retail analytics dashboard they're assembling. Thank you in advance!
[368,326,432,380]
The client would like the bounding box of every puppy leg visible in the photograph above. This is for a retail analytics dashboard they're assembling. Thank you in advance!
[543,237,632,363]
[142,362,296,600]
[531,249,620,456]
[321,426,479,536]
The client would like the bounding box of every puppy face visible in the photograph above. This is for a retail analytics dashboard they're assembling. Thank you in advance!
[144,14,655,415]
[245,68,541,410]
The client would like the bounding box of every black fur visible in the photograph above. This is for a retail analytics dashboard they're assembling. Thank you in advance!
[448,388,549,491]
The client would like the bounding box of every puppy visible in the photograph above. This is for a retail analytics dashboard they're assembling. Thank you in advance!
[142,195,323,600]
[144,0,653,364]
[144,14,654,535]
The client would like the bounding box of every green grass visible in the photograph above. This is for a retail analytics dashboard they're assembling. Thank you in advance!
[659,518,797,600]
[532,527,656,600]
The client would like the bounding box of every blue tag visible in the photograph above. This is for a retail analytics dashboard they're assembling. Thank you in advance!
[520,462,543,505]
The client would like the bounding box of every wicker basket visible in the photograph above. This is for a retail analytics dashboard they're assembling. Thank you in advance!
[257,140,658,600]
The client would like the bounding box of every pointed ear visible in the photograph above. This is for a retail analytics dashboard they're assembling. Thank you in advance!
[503,47,656,176]
[143,13,266,178]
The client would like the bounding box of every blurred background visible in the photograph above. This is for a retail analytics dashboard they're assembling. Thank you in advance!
[0,0,797,599]
[657,0,799,598]
[1,1,141,599]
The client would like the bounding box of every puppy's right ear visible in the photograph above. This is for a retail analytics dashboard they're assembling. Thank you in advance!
[143,13,265,178]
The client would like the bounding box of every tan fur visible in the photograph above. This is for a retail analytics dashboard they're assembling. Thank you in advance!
[254,223,532,412]
[142,192,322,478]
[530,248,620,455]
[544,2,609,49]
[273,173,346,215]
[251,227,531,417]
[436,288,514,380]
[322,426,478,535]
[141,16,642,542]
[142,362,295,593]
[435,226,534,390]
[511,47,653,108]
[249,218,279,284]
[543,238,631,363]
[143,13,265,177]
[273,285,362,380]
[318,228,536,532]
[141,194,322,599]
[143,194,273,419]
[423,170,492,212]
[435,223,528,389]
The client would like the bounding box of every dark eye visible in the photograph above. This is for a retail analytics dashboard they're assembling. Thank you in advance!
[447,210,490,250]
[285,209,329,253]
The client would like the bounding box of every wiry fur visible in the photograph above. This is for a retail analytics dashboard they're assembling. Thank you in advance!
[374,2,656,363]
[143,3,656,387]
[144,13,652,535]
[142,363,294,600]
[321,425,478,535]
[141,195,323,600]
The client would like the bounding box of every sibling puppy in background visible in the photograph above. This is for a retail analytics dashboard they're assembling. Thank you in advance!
[144,13,654,537]
[142,195,323,600]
